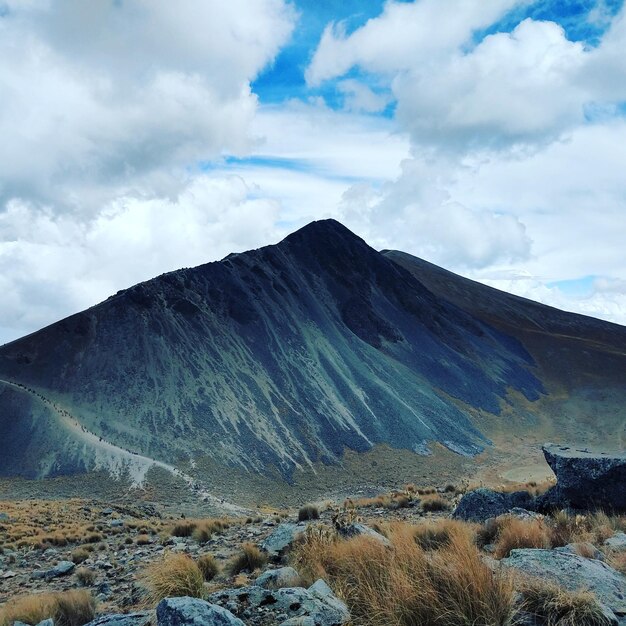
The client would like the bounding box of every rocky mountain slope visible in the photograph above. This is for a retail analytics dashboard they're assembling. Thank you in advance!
[0,220,624,492]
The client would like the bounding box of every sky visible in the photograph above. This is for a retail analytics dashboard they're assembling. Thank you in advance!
[1,0,625,344]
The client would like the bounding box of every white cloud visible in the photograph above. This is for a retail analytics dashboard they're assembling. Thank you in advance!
[337,158,531,268]
[0,0,295,209]
[306,0,522,86]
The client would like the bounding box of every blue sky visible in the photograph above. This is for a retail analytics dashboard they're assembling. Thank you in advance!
[0,0,626,343]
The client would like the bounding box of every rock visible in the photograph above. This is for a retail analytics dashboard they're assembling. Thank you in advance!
[452,488,535,522]
[101,508,114,516]
[1,570,17,578]
[260,523,307,557]
[157,597,245,626]
[539,444,626,512]
[209,583,350,626]
[35,620,54,626]
[503,508,543,521]
[555,542,604,561]
[31,560,75,580]
[0,512,8,521]
[502,548,626,616]
[109,519,125,527]
[85,613,152,626]
[279,618,316,626]
[256,566,301,589]
[605,533,626,553]
[335,523,391,547]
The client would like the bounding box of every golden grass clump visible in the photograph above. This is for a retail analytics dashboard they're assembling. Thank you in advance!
[518,578,614,626]
[197,554,220,581]
[412,519,476,551]
[136,534,151,545]
[140,553,206,604]
[421,494,450,512]
[0,590,96,626]
[291,521,514,626]
[494,517,551,559]
[75,567,96,586]
[71,548,90,564]
[298,504,320,521]
[228,542,268,575]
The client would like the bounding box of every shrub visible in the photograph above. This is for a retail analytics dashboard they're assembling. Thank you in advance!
[291,521,514,626]
[76,567,96,586]
[494,517,551,559]
[136,534,151,545]
[71,548,90,564]
[298,505,320,522]
[0,590,96,626]
[84,533,102,544]
[421,495,450,512]
[197,554,220,581]
[228,542,267,575]
[141,553,205,604]
[518,578,614,626]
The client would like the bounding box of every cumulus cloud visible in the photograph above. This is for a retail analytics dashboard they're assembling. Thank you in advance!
[0,0,295,209]
[306,0,522,86]
[308,1,626,152]
[338,158,531,268]
[0,176,281,345]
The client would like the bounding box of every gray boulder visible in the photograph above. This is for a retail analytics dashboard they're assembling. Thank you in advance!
[31,560,75,580]
[605,533,626,553]
[209,582,350,626]
[256,566,301,589]
[279,618,316,626]
[335,523,391,547]
[85,612,152,626]
[555,542,604,561]
[452,488,535,522]
[539,444,626,512]
[157,597,244,626]
[502,548,626,616]
[260,523,307,557]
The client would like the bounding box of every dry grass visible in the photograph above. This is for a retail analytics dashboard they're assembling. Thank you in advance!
[228,542,267,575]
[343,490,418,511]
[0,590,96,626]
[71,547,90,564]
[607,551,626,575]
[197,554,220,581]
[170,517,229,541]
[75,567,96,586]
[291,521,514,626]
[412,519,476,551]
[140,553,206,604]
[494,517,551,559]
[421,495,450,512]
[549,511,620,548]
[298,504,320,521]
[136,534,151,545]
[517,577,614,626]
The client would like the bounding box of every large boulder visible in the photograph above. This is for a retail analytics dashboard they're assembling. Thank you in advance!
[255,566,301,589]
[209,580,350,626]
[502,548,626,618]
[156,597,244,626]
[539,444,626,512]
[260,523,307,557]
[452,488,535,522]
[31,560,75,580]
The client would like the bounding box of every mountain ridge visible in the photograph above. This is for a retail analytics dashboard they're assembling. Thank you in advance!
[0,219,624,494]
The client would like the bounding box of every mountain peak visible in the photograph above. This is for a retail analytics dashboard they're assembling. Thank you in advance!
[281,218,365,247]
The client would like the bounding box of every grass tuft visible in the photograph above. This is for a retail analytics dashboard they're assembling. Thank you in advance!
[228,542,267,575]
[197,554,220,581]
[140,553,205,604]
[518,578,614,626]
[298,504,320,521]
[0,590,96,626]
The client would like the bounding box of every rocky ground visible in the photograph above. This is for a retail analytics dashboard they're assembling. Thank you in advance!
[0,445,625,626]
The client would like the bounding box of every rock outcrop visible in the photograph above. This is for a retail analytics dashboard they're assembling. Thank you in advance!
[502,548,626,619]
[539,444,626,512]
[157,597,245,626]
[452,488,535,522]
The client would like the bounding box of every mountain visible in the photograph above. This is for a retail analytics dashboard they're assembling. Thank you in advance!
[0,220,624,498]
